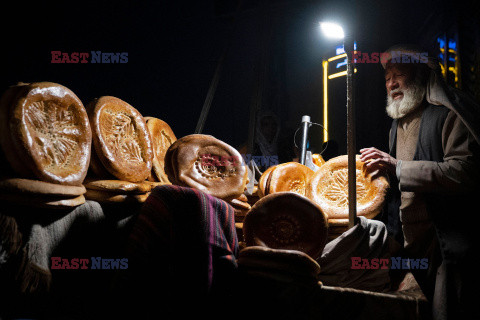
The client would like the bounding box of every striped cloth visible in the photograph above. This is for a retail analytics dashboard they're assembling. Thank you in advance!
[114,184,239,318]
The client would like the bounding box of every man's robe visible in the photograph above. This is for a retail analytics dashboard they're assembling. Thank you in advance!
[384,102,480,320]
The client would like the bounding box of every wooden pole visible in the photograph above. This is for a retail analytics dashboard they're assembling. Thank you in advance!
[247,0,272,155]
[194,0,244,134]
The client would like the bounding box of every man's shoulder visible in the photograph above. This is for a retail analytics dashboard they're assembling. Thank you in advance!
[424,103,451,119]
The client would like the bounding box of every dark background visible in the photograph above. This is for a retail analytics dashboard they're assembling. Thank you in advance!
[1,0,479,161]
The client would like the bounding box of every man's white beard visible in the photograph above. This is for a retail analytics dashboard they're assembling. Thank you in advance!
[386,79,426,119]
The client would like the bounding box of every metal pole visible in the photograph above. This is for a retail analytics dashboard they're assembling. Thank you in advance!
[345,35,357,229]
[299,115,310,165]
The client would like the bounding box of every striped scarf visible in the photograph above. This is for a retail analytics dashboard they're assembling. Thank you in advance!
[120,184,238,305]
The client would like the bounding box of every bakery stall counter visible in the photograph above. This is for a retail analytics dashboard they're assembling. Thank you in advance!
[235,246,429,320]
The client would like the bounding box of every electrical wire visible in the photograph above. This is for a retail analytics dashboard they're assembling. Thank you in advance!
[293,121,329,155]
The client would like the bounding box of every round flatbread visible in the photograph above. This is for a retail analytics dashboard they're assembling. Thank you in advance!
[306,155,389,219]
[146,171,157,182]
[243,192,328,260]
[230,198,252,211]
[41,194,85,208]
[87,96,153,183]
[328,218,350,226]
[145,181,169,189]
[2,82,92,185]
[230,197,252,223]
[266,162,314,196]
[0,178,86,196]
[88,144,115,179]
[83,179,152,194]
[164,134,248,201]
[144,117,176,183]
[85,188,150,204]
[0,193,85,209]
[257,165,277,197]
[0,83,32,177]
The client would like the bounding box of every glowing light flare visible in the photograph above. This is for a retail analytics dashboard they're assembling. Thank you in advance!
[320,22,344,39]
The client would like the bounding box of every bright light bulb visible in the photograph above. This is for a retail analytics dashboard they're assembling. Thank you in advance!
[320,22,344,39]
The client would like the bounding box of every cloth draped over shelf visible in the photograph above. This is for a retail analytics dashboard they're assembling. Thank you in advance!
[318,216,391,292]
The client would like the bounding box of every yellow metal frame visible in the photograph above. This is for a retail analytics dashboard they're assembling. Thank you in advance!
[322,54,357,143]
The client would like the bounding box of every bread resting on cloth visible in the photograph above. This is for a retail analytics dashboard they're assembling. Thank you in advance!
[83,179,153,194]
[243,192,328,260]
[0,178,86,196]
[0,82,92,186]
[87,96,153,183]
[229,193,252,223]
[164,134,248,201]
[306,155,389,220]
[83,178,159,203]
[85,189,150,204]
[144,116,176,184]
[0,193,85,209]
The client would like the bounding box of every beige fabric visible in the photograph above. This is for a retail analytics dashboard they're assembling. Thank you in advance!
[318,216,391,292]
[426,69,480,145]
[399,111,479,194]
[396,107,431,248]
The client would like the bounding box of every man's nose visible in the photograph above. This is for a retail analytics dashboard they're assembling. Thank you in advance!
[386,79,399,92]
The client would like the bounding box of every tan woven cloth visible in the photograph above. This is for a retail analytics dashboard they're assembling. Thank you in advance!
[318,217,391,292]
[0,201,106,293]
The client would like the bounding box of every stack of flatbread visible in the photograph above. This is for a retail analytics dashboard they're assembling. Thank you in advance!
[243,192,329,260]
[230,193,251,248]
[0,82,92,209]
[253,154,389,240]
[144,116,177,184]
[85,96,175,204]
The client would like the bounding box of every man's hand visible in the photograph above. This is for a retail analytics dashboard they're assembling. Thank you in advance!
[360,147,398,176]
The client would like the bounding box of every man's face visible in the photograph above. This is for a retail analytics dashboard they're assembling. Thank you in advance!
[384,63,414,101]
[384,63,426,119]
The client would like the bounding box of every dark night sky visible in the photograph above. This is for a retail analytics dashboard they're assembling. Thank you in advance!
[0,0,468,160]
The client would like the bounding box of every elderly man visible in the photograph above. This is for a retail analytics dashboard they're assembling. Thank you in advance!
[360,44,480,320]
